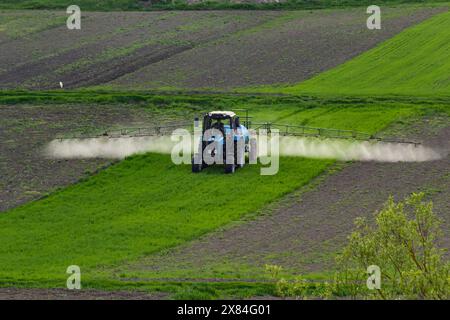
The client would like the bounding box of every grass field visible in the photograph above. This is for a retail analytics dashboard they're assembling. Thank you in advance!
[0,154,331,281]
[276,10,450,97]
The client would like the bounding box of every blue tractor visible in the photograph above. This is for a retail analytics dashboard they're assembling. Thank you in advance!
[192,111,250,174]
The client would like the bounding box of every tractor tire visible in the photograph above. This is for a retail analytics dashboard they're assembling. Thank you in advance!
[225,163,235,174]
[192,163,202,173]
[235,143,245,169]
[192,156,203,173]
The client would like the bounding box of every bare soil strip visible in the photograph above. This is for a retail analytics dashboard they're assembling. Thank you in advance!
[62,44,195,88]
[0,12,146,70]
[0,288,167,300]
[126,117,449,278]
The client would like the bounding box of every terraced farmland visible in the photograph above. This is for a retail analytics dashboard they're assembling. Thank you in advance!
[0,11,279,89]
[0,102,198,211]
[0,6,445,90]
[280,10,450,97]
[1,97,447,286]
[124,116,449,282]
[0,3,449,300]
[108,6,446,90]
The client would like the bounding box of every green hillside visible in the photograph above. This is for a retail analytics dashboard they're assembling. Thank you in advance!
[280,11,450,97]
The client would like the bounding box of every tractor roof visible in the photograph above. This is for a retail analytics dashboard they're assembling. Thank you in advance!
[207,111,236,119]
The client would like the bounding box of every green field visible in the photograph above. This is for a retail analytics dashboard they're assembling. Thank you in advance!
[0,154,330,280]
[277,11,450,97]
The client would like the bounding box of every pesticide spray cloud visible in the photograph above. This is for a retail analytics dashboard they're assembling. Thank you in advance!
[45,136,175,159]
[45,135,445,163]
[278,136,444,162]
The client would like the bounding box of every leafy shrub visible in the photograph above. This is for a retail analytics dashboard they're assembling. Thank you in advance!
[271,193,449,299]
[265,264,283,280]
[275,276,333,300]
[336,193,449,299]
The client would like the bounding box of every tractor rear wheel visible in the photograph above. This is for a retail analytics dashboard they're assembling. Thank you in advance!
[225,163,235,174]
[192,163,202,173]
[192,157,203,173]
[235,144,245,169]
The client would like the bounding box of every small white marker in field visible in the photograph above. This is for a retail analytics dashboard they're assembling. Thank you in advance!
[59,81,64,89]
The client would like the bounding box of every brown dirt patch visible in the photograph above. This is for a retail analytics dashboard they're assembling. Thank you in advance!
[0,288,167,300]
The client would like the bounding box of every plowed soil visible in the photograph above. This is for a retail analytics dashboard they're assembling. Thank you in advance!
[0,7,445,90]
[108,7,446,90]
[0,11,279,89]
[0,288,167,300]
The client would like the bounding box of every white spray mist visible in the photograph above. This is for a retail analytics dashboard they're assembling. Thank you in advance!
[45,136,174,159]
[279,136,443,162]
[44,135,445,163]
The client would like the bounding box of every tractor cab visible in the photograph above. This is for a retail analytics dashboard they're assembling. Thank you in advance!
[202,111,246,139]
[192,111,250,174]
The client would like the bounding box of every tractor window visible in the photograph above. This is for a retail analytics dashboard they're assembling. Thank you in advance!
[203,117,212,131]
[211,119,225,133]
[235,117,240,128]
